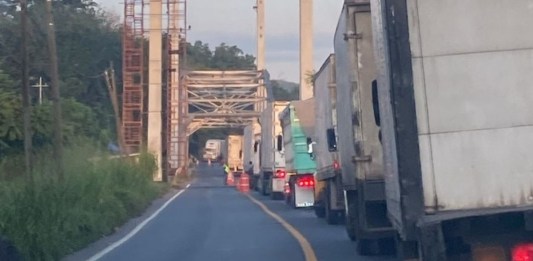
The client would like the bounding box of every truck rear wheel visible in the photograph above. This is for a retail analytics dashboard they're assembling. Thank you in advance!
[325,181,341,225]
[314,204,325,218]
[357,238,396,256]
[261,184,267,195]
[270,192,283,200]
[357,239,379,256]
[345,191,357,241]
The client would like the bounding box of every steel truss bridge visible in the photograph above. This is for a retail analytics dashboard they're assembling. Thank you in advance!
[167,69,271,174]
[120,0,273,179]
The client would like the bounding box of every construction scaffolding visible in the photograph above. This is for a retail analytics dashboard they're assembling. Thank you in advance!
[122,0,145,153]
[167,0,187,171]
[124,0,272,178]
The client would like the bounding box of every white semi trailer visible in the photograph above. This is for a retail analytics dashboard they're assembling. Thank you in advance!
[257,101,290,200]
[311,54,344,224]
[371,0,533,259]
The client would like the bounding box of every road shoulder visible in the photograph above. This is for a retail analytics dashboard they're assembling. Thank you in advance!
[62,187,187,261]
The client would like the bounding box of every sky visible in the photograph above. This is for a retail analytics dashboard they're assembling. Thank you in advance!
[95,0,344,83]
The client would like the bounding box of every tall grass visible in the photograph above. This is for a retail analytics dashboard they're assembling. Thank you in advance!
[0,144,164,260]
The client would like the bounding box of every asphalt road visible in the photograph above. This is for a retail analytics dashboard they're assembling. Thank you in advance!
[71,163,393,261]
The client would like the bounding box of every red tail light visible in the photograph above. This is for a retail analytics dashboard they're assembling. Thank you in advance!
[333,160,340,170]
[297,176,315,188]
[513,243,533,261]
[274,169,286,178]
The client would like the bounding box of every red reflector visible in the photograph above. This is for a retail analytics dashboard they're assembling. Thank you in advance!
[333,160,340,170]
[513,243,533,261]
[284,182,290,194]
[275,169,286,178]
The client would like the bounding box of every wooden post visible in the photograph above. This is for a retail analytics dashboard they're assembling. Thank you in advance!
[44,0,64,179]
[104,62,126,155]
[20,0,33,182]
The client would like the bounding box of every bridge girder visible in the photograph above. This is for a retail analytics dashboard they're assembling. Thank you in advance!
[169,69,271,171]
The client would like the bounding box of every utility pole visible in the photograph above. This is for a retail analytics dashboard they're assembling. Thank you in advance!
[44,0,64,180]
[299,0,313,100]
[104,62,126,155]
[255,0,265,71]
[31,77,49,104]
[254,0,266,116]
[20,0,33,182]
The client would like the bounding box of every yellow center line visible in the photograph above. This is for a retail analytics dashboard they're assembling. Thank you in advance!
[245,194,318,261]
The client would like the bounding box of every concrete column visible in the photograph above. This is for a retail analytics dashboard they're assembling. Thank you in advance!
[299,0,313,100]
[256,0,265,70]
[148,0,163,181]
[255,0,266,112]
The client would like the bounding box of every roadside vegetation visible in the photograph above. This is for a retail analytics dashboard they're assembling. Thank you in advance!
[0,0,297,259]
[0,144,165,260]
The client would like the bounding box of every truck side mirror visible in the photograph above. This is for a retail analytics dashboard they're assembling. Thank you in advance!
[276,135,283,151]
[307,140,316,159]
[326,128,337,152]
[254,141,259,152]
[306,137,313,154]
[239,150,242,159]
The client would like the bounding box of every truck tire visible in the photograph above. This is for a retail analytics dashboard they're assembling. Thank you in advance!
[357,239,377,256]
[325,181,340,225]
[345,191,357,241]
[261,180,268,196]
[314,188,325,217]
[289,182,297,209]
[249,176,255,190]
[270,192,282,200]
[253,177,260,192]
[314,204,325,218]
[395,233,419,261]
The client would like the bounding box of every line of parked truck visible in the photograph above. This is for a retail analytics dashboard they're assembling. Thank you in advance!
[237,0,533,260]
[201,0,533,259]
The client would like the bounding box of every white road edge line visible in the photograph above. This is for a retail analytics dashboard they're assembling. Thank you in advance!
[87,183,191,261]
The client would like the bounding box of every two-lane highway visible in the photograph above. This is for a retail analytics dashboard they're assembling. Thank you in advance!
[68,163,393,261]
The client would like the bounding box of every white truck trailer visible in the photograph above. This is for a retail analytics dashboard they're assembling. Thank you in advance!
[323,1,396,255]
[243,124,261,187]
[311,54,345,224]
[225,135,243,173]
[257,101,289,200]
[204,139,226,162]
[371,0,533,259]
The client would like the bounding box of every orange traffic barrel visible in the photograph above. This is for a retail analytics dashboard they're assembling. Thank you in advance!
[240,173,250,193]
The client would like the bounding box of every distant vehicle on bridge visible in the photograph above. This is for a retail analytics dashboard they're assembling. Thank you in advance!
[225,135,244,175]
[203,139,227,163]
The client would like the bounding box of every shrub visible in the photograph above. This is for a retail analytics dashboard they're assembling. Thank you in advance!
[0,144,164,260]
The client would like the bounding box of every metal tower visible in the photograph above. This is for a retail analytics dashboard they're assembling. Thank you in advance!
[122,0,145,153]
[167,0,187,173]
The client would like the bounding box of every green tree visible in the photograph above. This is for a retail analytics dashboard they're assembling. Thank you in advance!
[0,70,22,151]
[185,41,256,70]
[271,80,299,101]
[0,1,118,157]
